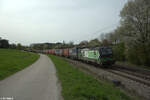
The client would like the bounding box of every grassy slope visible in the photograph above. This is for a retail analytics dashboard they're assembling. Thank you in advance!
[0,49,39,80]
[49,55,131,100]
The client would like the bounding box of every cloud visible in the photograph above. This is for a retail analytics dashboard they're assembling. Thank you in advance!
[0,0,127,45]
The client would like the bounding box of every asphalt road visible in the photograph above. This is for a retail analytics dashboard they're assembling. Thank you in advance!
[0,54,61,100]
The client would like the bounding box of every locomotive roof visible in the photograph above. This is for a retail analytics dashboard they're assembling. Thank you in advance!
[79,46,112,50]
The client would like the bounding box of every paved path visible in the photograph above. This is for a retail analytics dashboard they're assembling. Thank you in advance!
[0,54,61,100]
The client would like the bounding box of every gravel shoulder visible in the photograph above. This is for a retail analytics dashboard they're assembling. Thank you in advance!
[0,54,61,100]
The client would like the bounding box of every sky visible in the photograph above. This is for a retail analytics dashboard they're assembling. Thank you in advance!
[0,0,128,45]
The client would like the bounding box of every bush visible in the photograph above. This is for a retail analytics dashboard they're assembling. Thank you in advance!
[113,42,126,61]
[126,44,150,66]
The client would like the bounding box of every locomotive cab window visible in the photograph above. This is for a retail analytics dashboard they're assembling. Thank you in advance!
[94,51,96,55]
[100,47,113,57]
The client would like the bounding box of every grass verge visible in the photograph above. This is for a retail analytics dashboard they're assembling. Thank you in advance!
[49,55,132,100]
[0,49,40,80]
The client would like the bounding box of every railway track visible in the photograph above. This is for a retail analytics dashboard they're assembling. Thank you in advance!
[66,58,150,86]
[112,67,150,80]
[105,64,150,87]
[67,58,150,87]
[107,68,150,87]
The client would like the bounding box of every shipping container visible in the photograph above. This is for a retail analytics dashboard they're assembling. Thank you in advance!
[63,49,69,57]
[51,49,55,55]
[55,49,63,56]
[69,47,78,59]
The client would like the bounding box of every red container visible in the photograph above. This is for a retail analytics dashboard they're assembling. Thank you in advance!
[48,50,50,54]
[50,49,53,54]
[63,49,69,57]
[49,49,51,54]
[48,49,54,54]
[52,49,55,54]
[45,50,49,54]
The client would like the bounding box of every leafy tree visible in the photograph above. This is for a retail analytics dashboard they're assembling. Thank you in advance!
[9,43,17,49]
[120,0,150,65]
[68,41,74,48]
[0,39,9,48]
[113,42,126,61]
[17,43,22,50]
[101,39,110,46]
[88,39,101,47]
[78,40,89,47]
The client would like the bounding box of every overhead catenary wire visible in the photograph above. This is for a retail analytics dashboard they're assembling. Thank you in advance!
[75,23,120,43]
[85,23,120,40]
[92,23,119,35]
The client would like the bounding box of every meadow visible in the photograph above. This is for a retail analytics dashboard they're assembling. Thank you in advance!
[0,49,39,80]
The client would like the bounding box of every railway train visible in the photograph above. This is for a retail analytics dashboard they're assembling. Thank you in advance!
[43,46,115,66]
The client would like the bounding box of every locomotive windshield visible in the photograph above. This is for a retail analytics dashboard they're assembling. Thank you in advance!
[99,47,112,56]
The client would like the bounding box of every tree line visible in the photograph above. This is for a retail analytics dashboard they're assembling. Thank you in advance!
[0,37,25,50]
[0,37,9,48]
[97,0,150,66]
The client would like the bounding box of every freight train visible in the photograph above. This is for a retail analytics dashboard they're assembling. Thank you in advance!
[43,46,115,66]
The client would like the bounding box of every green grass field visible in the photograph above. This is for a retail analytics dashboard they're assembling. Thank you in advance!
[0,49,39,80]
[49,55,132,100]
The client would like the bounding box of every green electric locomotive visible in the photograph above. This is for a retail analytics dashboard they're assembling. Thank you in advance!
[78,47,115,66]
